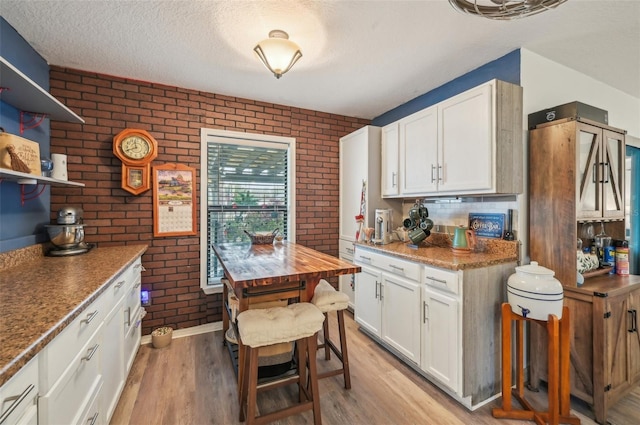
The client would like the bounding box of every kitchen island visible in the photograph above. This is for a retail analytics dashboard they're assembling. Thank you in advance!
[351,234,518,410]
[0,244,146,387]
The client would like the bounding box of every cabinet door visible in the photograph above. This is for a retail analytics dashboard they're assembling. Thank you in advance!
[604,292,631,399]
[438,83,493,193]
[381,123,400,197]
[628,288,640,383]
[354,264,382,337]
[577,122,605,220]
[339,129,369,241]
[399,106,438,195]
[602,129,625,219]
[338,253,355,310]
[421,286,460,394]
[102,302,124,422]
[380,273,421,364]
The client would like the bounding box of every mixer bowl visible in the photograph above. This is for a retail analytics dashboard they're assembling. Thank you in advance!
[45,224,85,249]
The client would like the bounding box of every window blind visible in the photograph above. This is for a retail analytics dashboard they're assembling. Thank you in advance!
[206,142,289,283]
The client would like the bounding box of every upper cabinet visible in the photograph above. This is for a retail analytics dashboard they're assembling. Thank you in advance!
[381,79,523,198]
[380,122,400,197]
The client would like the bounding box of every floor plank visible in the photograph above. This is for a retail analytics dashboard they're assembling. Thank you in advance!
[111,311,639,424]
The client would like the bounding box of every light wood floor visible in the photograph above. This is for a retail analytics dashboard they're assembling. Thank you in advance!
[111,312,639,425]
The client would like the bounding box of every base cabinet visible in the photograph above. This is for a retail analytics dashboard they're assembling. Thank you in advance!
[529,279,640,424]
[338,239,356,310]
[0,356,38,425]
[381,274,421,364]
[354,264,382,337]
[421,286,460,394]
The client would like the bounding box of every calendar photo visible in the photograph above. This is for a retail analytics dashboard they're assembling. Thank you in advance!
[153,163,197,237]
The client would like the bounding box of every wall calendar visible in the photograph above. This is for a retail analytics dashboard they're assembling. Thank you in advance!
[153,163,197,237]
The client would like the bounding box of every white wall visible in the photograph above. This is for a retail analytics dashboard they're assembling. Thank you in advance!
[518,49,640,263]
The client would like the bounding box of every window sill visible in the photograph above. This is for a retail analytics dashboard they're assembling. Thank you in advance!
[201,284,223,295]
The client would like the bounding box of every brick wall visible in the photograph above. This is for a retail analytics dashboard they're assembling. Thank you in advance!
[48,67,369,335]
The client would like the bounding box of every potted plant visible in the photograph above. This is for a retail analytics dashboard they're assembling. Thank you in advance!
[151,326,173,349]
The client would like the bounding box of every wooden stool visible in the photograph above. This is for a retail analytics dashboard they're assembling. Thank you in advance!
[492,303,580,425]
[311,279,352,389]
[237,302,325,425]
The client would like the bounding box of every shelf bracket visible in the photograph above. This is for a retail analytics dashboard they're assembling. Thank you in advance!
[20,183,46,206]
[20,111,48,134]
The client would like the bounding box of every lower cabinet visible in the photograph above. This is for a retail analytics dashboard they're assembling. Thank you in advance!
[354,244,514,409]
[422,286,460,394]
[0,355,38,425]
[338,239,356,310]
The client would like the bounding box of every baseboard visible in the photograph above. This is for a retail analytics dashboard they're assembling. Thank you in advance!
[141,321,223,345]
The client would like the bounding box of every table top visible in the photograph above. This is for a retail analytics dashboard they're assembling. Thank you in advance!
[212,241,360,289]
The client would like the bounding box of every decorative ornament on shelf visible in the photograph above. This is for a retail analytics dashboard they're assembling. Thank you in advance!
[448,0,567,20]
[254,30,302,79]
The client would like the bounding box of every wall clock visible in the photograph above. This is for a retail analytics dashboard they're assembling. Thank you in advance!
[113,128,158,195]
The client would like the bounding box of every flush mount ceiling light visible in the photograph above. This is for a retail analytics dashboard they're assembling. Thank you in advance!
[449,0,567,20]
[254,30,302,79]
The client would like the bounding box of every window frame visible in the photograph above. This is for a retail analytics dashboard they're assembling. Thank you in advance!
[199,128,296,294]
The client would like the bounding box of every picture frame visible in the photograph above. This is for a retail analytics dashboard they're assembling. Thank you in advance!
[153,163,197,237]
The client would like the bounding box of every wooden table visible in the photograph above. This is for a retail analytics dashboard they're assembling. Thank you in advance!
[212,241,361,389]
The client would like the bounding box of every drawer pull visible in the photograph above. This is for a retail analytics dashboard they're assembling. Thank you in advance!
[81,310,99,325]
[426,276,447,285]
[389,264,404,272]
[87,412,99,425]
[423,301,428,324]
[359,256,372,261]
[346,247,354,254]
[629,309,638,333]
[115,280,126,289]
[125,307,132,327]
[0,384,34,424]
[82,344,99,362]
[134,281,141,289]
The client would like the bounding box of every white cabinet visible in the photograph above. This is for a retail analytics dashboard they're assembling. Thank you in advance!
[354,247,421,363]
[338,239,356,310]
[422,268,461,394]
[339,126,400,243]
[0,356,38,425]
[400,106,438,195]
[354,264,382,337]
[382,274,421,364]
[38,257,143,425]
[381,122,400,197]
[381,79,523,198]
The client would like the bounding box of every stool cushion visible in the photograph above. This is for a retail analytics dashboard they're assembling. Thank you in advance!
[311,279,349,313]
[237,303,324,348]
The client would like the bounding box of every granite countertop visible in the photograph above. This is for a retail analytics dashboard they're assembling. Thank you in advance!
[0,244,147,387]
[354,233,519,270]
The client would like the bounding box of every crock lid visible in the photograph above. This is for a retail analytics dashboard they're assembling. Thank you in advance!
[515,261,555,276]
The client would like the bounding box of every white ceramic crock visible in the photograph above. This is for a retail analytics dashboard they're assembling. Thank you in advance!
[507,261,563,321]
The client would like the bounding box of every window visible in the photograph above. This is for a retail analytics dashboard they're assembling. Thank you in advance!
[200,129,296,294]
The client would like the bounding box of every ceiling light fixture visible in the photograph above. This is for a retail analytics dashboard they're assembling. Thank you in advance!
[254,30,302,79]
[448,0,567,20]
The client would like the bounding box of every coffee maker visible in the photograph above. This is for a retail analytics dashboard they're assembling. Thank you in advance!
[45,206,92,256]
[373,209,393,244]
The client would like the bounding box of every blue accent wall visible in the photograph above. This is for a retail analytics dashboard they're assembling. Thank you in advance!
[372,50,521,126]
[0,17,52,252]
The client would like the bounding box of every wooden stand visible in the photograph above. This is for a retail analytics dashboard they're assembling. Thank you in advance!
[492,303,580,425]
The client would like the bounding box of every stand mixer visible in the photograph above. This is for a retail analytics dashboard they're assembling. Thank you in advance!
[45,206,93,256]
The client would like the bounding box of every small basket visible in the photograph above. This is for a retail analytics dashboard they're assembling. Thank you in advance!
[244,229,278,245]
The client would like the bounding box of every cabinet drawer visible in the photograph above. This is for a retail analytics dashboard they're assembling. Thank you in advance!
[423,266,459,295]
[124,276,141,333]
[355,248,421,281]
[0,356,38,425]
[40,293,106,390]
[39,323,102,425]
[76,379,103,425]
[339,239,356,257]
[102,258,141,310]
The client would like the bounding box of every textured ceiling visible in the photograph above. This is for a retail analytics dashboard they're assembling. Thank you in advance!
[1,0,639,119]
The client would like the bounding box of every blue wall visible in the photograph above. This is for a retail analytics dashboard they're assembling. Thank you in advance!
[0,17,52,252]
[372,50,521,126]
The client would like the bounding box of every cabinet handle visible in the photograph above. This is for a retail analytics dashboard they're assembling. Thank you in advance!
[81,310,99,325]
[389,264,404,272]
[360,256,372,261]
[379,282,384,300]
[125,307,132,327]
[423,301,427,324]
[426,276,447,285]
[629,309,638,333]
[592,163,598,183]
[346,247,354,254]
[438,165,443,182]
[392,171,397,188]
[87,412,99,425]
[82,344,99,362]
[0,384,35,424]
[431,165,436,183]
[375,280,379,299]
[134,281,141,289]
[115,280,126,289]
[602,162,610,183]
